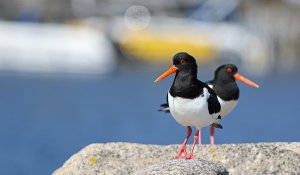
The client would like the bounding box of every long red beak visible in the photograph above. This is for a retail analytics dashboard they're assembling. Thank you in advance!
[154,66,178,83]
[233,73,259,88]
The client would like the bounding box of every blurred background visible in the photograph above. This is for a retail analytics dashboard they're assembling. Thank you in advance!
[0,0,299,174]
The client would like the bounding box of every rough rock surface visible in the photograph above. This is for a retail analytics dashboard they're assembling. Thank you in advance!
[53,142,300,175]
[132,159,228,175]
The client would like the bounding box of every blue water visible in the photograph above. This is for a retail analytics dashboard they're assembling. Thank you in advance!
[0,65,299,175]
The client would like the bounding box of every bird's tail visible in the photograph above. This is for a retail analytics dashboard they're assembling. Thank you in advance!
[158,103,170,113]
[211,122,223,129]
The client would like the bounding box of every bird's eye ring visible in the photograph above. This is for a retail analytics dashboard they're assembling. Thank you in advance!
[226,67,233,73]
[180,59,186,64]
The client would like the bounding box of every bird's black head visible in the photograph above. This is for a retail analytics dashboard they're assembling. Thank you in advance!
[213,64,259,88]
[154,52,198,83]
[211,64,259,101]
[172,52,197,74]
[158,52,201,98]
[214,64,238,82]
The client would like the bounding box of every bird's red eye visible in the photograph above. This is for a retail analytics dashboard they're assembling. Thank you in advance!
[180,59,186,64]
[226,67,233,73]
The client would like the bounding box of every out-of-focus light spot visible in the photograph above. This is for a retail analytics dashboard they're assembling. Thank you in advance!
[124,5,151,31]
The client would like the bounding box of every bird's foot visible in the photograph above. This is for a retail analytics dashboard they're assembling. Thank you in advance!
[186,153,195,159]
[175,146,187,159]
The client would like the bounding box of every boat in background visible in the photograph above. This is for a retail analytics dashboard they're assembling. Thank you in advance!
[0,21,116,75]
[108,17,273,75]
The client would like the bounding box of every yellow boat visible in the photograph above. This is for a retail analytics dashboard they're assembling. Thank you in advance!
[109,18,218,64]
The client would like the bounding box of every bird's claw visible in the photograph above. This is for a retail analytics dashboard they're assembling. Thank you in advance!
[186,153,195,159]
[175,146,187,159]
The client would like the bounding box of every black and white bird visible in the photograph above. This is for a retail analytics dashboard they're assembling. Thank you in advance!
[154,52,221,159]
[159,64,259,145]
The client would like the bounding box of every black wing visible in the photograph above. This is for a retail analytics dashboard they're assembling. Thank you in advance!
[204,84,221,115]
[158,94,170,113]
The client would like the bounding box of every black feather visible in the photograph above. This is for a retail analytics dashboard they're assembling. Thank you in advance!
[204,84,221,115]
[211,123,223,129]
[158,94,170,113]
[160,103,169,108]
[158,103,170,113]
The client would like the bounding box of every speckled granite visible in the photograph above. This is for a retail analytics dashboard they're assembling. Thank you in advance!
[53,142,300,175]
[132,159,228,175]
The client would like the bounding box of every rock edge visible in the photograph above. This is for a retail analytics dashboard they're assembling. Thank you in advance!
[53,142,300,175]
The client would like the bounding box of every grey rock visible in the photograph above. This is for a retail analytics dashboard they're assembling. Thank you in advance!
[132,159,228,175]
[53,142,300,175]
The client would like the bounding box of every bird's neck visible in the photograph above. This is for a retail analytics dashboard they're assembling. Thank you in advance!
[213,80,239,100]
[170,69,202,98]
[173,69,197,88]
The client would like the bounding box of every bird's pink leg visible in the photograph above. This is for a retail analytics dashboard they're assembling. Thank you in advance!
[186,130,200,159]
[210,126,215,145]
[198,128,202,145]
[176,126,192,159]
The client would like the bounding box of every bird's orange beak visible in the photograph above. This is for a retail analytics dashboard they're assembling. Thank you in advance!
[154,66,178,83]
[233,73,259,88]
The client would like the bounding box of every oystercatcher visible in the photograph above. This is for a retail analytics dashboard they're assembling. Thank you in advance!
[159,64,259,144]
[154,52,221,159]
[206,64,259,144]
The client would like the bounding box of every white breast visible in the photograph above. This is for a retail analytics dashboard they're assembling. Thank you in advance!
[168,89,215,129]
[218,97,238,117]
